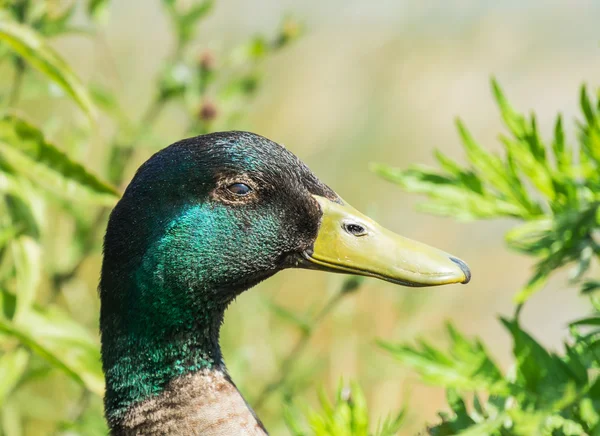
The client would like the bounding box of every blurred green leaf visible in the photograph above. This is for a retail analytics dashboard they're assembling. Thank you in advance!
[0,19,96,120]
[371,162,526,221]
[88,0,111,22]
[0,114,119,203]
[89,83,131,125]
[161,0,177,13]
[375,79,600,303]
[0,291,104,396]
[581,280,600,295]
[178,0,213,44]
[273,17,303,49]
[340,275,364,294]
[433,414,506,436]
[387,320,600,435]
[570,314,600,327]
[491,78,527,144]
[501,317,572,395]
[1,400,22,436]
[374,408,406,436]
[11,236,41,322]
[221,74,261,100]
[36,3,77,37]
[513,271,548,303]
[380,323,508,395]
[0,225,19,250]
[0,348,29,405]
[285,381,401,436]
[158,62,192,101]
[4,188,41,240]
[580,85,596,127]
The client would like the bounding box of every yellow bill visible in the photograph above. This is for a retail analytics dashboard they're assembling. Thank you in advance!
[303,195,471,287]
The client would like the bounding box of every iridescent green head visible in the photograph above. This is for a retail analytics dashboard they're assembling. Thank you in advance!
[99,131,470,424]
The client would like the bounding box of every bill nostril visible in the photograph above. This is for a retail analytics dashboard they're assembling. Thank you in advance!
[450,257,471,284]
[343,222,367,237]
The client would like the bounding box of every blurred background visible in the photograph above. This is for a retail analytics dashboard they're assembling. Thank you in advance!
[1,0,600,434]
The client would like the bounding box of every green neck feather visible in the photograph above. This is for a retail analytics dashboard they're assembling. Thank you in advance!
[101,202,279,422]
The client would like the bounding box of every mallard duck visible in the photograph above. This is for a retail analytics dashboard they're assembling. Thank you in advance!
[100,131,470,435]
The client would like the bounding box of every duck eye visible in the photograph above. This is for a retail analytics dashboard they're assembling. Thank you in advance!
[227,183,252,196]
[344,222,367,237]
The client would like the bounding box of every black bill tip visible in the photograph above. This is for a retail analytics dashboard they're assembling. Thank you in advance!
[450,257,471,284]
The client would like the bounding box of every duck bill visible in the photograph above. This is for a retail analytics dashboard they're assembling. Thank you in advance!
[303,195,471,287]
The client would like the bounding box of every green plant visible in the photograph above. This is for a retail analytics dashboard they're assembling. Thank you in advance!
[374,80,600,303]
[0,1,300,434]
[253,276,365,411]
[284,381,405,436]
[369,81,600,435]
[3,1,598,434]
[284,80,600,435]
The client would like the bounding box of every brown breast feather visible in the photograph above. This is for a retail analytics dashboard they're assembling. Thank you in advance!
[114,369,268,435]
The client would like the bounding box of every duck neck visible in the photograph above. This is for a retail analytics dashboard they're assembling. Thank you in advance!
[100,200,276,434]
[101,288,224,418]
[101,284,267,435]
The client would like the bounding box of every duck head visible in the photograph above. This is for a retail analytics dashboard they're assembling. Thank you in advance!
[100,131,470,430]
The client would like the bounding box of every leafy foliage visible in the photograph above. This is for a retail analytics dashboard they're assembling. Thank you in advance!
[0,1,301,434]
[0,20,96,120]
[161,0,215,47]
[382,319,600,435]
[372,81,600,434]
[2,1,598,435]
[373,79,600,303]
[284,381,405,436]
[379,323,507,396]
[0,290,104,397]
[0,114,118,202]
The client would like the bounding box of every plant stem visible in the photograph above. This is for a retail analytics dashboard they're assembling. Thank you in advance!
[252,287,350,410]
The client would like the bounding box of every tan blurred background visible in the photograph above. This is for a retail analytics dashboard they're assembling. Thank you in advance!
[48,0,600,433]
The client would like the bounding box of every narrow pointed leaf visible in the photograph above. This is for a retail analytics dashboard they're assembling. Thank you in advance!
[0,302,104,396]
[88,0,111,21]
[0,20,96,120]
[492,78,526,138]
[178,0,214,44]
[514,271,548,303]
[0,114,119,203]
[11,236,41,322]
